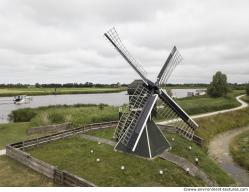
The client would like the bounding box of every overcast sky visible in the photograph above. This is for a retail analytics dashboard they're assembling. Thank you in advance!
[0,0,249,84]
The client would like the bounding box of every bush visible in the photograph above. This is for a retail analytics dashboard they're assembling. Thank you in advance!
[98,103,105,110]
[207,71,229,97]
[9,108,37,122]
[246,83,249,96]
[48,113,65,124]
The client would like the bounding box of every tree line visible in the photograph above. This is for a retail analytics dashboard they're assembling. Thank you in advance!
[0,82,127,88]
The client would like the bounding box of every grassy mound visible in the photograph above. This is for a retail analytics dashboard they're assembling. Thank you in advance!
[0,156,54,186]
[88,128,234,186]
[28,136,205,187]
[230,129,249,170]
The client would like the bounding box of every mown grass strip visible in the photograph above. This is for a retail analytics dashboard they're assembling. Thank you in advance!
[230,129,249,170]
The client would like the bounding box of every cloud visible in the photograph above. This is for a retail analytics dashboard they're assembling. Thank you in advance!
[0,0,248,84]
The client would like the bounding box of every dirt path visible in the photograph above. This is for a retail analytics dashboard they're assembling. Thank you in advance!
[158,95,247,125]
[208,126,249,186]
[191,95,248,119]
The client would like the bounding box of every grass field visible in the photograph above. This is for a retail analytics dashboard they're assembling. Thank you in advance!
[0,156,55,186]
[0,122,34,149]
[196,107,249,149]
[28,136,205,187]
[0,87,126,97]
[0,104,118,149]
[241,95,249,103]
[230,129,249,170]
[0,90,247,186]
[1,90,246,150]
[88,128,234,186]
[176,90,244,115]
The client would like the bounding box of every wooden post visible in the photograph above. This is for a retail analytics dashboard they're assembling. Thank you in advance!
[22,141,24,151]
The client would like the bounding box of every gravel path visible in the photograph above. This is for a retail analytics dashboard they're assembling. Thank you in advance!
[208,126,249,186]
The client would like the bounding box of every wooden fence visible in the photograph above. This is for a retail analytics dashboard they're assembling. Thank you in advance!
[11,121,118,150]
[27,122,72,135]
[6,121,118,187]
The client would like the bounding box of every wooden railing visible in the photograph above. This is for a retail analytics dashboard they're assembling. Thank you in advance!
[6,121,118,186]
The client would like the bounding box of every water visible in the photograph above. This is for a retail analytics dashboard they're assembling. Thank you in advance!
[0,92,128,123]
[0,88,204,124]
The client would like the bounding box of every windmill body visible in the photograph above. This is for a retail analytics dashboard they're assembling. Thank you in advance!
[105,27,198,158]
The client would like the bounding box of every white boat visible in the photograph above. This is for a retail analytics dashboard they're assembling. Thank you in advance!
[13,95,32,104]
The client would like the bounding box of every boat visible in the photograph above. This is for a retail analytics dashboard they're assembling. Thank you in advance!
[13,95,32,104]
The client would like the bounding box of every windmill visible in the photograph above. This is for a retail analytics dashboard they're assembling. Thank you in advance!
[104,27,198,158]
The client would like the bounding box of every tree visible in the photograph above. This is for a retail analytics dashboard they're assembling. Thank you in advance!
[246,83,249,96]
[207,71,229,97]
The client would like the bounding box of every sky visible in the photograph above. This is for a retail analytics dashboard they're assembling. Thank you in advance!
[0,0,249,84]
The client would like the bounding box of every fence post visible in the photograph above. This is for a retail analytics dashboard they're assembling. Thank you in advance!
[22,141,24,151]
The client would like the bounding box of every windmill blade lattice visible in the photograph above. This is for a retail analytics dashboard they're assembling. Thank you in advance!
[158,47,183,85]
[114,84,151,145]
[105,27,148,83]
[154,98,195,140]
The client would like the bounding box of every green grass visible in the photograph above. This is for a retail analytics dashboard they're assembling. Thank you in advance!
[10,104,119,127]
[166,132,234,186]
[0,87,126,97]
[0,156,55,186]
[28,136,205,187]
[196,107,249,149]
[0,104,118,149]
[230,129,249,170]
[88,128,234,186]
[241,95,249,104]
[87,127,115,140]
[176,90,244,115]
[29,105,118,127]
[0,122,35,149]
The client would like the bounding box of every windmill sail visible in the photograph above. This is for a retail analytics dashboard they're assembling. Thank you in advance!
[114,84,151,141]
[115,93,170,158]
[105,27,199,158]
[159,90,198,130]
[104,27,148,84]
[157,46,183,85]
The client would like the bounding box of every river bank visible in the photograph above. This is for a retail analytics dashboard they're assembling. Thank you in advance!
[0,87,127,97]
[208,126,249,186]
